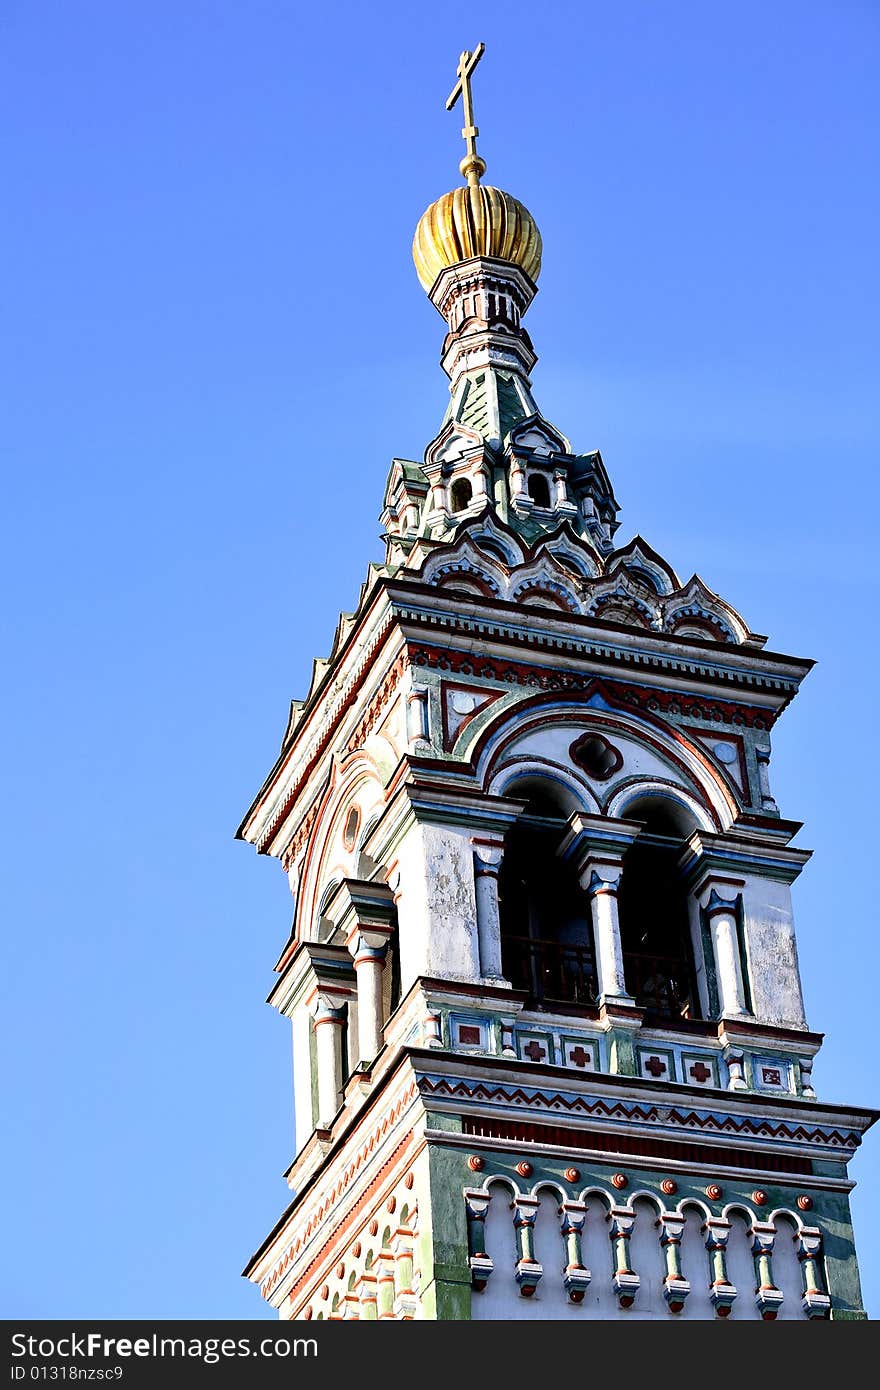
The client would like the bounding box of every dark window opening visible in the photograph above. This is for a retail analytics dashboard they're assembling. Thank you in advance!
[527,474,552,508]
[450,477,473,512]
[386,922,402,1017]
[499,796,597,1008]
[617,800,700,1023]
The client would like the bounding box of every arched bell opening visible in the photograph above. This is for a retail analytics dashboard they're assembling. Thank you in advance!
[617,796,701,1023]
[450,477,474,513]
[498,782,597,1008]
[527,473,551,508]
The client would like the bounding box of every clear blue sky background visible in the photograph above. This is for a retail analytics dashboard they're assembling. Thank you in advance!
[2,0,877,1319]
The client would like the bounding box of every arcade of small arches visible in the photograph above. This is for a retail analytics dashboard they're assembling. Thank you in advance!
[417,526,751,644]
[464,1178,830,1320]
[291,1201,420,1321]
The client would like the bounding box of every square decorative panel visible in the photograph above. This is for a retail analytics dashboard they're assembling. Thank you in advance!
[517,1032,554,1066]
[754,1056,793,1093]
[451,1016,488,1052]
[637,1048,677,1083]
[681,1053,719,1088]
[561,1036,599,1071]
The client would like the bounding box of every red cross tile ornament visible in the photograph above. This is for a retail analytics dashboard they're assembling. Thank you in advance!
[644,1055,667,1077]
[568,1045,592,1069]
[523,1039,546,1062]
[689,1060,713,1084]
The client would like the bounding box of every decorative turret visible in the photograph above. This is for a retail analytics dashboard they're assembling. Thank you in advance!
[383,45,619,567]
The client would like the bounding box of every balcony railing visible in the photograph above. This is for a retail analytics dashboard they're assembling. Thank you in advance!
[502,935,597,1007]
[502,934,695,1022]
[623,950,694,1022]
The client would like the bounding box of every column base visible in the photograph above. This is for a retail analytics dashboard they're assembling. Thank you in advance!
[469,1255,494,1293]
[563,1265,592,1303]
[612,1270,640,1309]
[710,1281,737,1317]
[514,1260,543,1297]
[663,1275,690,1313]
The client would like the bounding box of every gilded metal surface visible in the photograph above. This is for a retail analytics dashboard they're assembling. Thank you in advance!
[412,184,543,291]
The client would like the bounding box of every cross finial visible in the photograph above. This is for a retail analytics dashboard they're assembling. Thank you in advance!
[446,43,487,188]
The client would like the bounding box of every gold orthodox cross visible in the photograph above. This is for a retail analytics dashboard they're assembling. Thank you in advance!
[446,43,487,186]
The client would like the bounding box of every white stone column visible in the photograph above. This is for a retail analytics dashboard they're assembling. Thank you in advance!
[509,456,529,512]
[406,687,429,745]
[348,928,391,1061]
[586,868,631,1004]
[472,839,504,980]
[558,813,642,1010]
[324,878,396,1066]
[704,888,749,1018]
[309,993,348,1127]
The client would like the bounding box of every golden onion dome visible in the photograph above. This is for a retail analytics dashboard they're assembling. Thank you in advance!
[412,183,542,292]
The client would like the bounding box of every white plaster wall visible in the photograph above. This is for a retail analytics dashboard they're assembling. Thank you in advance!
[497,721,687,800]
[292,1007,314,1152]
[678,1208,715,1319]
[395,820,481,988]
[473,1192,717,1321]
[741,875,808,1028]
[530,1193,573,1317]
[772,1218,805,1320]
[724,1215,763,1320]
[626,1199,669,1319]
[578,1201,617,1317]
[471,1184,519,1321]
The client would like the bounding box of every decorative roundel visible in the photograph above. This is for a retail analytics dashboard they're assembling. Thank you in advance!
[451,690,478,715]
[335,1262,345,1279]
[713,743,738,765]
[564,1167,581,1183]
[797,1194,814,1212]
[386,1196,396,1214]
[352,1242,362,1258]
[611,1172,628,1190]
[369,1219,379,1236]
[320,1285,329,1302]
[404,1172,415,1189]
[303,1307,313,1320]
[467,1155,485,1172]
[570,732,624,781]
[706,1184,723,1201]
[342,805,361,852]
[660,1179,678,1196]
[752,1190,768,1207]
[515,1161,533,1178]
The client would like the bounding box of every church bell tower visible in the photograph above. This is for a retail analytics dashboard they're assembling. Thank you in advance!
[238,45,876,1320]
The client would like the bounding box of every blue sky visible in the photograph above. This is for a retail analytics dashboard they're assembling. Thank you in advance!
[2,0,877,1319]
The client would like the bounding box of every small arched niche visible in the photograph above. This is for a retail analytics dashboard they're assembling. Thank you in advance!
[617,796,701,1023]
[450,477,474,513]
[498,780,596,1008]
[527,473,552,508]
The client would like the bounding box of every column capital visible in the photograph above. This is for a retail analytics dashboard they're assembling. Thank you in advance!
[323,877,396,942]
[471,836,504,872]
[559,1201,588,1234]
[679,828,811,893]
[558,812,643,885]
[306,986,352,1025]
[703,885,744,917]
